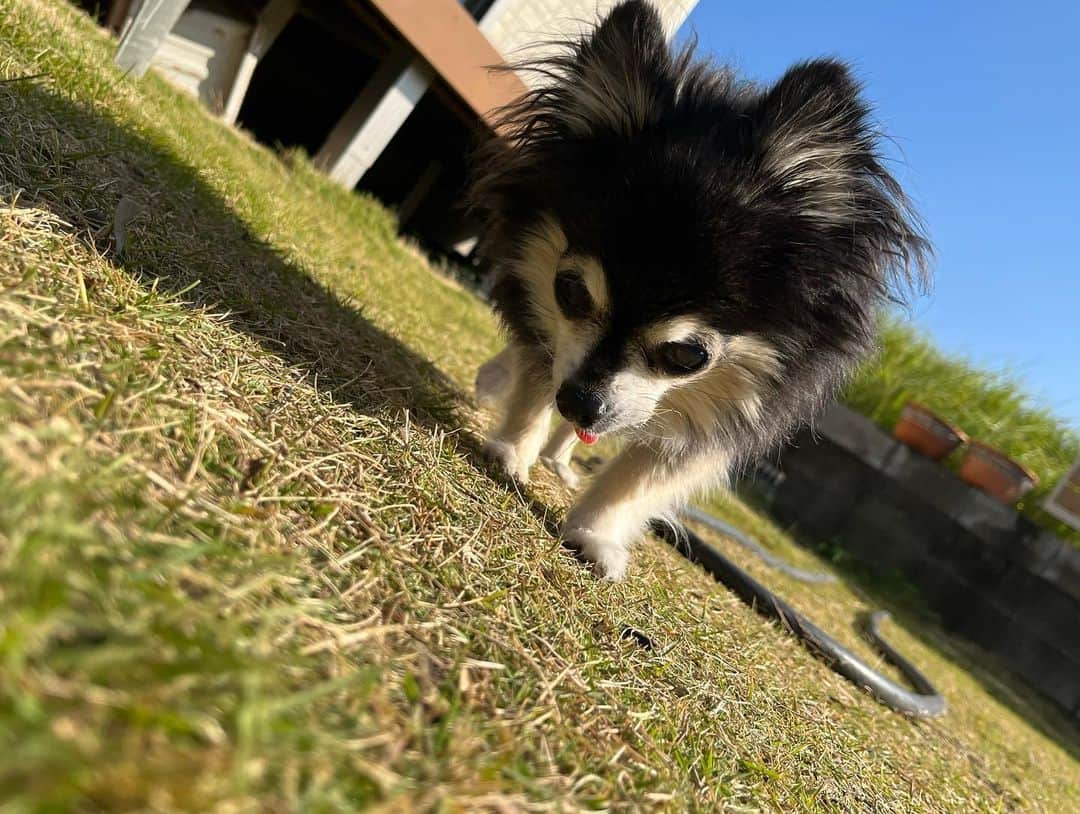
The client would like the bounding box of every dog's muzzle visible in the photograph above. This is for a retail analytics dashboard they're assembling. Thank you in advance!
[556,381,608,433]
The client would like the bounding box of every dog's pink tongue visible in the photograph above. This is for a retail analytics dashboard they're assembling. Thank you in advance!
[575,427,599,445]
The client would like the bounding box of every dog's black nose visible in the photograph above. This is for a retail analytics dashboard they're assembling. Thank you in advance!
[556,381,608,428]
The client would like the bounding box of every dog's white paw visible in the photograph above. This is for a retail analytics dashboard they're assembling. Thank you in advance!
[540,456,581,490]
[562,525,630,581]
[483,438,531,484]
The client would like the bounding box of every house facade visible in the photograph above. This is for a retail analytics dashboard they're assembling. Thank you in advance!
[88,1,698,252]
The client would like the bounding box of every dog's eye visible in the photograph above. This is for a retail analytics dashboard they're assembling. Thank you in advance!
[554,272,593,319]
[656,342,709,374]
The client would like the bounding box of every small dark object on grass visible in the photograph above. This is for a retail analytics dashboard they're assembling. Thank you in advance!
[620,626,656,651]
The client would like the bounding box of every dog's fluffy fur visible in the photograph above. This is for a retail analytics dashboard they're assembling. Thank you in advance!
[471,0,930,579]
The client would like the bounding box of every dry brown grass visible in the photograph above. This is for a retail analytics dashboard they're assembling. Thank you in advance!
[1,1,1078,811]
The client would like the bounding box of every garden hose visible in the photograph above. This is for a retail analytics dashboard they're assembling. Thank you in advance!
[681,506,838,584]
[651,517,947,718]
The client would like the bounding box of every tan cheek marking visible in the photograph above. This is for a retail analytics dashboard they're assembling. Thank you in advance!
[642,317,712,346]
[653,335,781,437]
[566,255,609,314]
[512,217,612,330]
[640,318,726,368]
[552,319,602,384]
[510,214,567,336]
[725,335,783,383]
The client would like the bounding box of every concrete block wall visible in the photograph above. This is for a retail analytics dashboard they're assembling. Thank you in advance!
[754,404,1080,720]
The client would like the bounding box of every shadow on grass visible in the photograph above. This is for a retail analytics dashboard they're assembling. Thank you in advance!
[2,78,482,439]
[1,74,576,576]
[734,484,1080,760]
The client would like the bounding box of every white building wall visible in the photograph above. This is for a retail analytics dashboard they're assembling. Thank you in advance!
[481,0,697,85]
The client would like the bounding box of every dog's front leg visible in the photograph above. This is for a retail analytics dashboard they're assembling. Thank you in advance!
[562,443,725,580]
[482,344,554,484]
[538,421,580,490]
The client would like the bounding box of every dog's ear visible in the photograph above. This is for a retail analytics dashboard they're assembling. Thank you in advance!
[753,60,874,215]
[471,2,672,226]
[576,0,668,72]
[753,59,931,288]
[553,0,672,136]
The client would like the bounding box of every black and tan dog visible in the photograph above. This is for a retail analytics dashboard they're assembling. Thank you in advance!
[472,0,929,579]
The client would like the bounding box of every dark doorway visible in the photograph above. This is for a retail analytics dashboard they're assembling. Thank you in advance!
[357,89,483,251]
[237,7,383,155]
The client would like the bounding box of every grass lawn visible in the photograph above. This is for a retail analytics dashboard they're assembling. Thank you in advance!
[1,1,1078,810]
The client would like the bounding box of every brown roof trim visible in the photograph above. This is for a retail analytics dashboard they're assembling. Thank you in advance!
[367,0,527,129]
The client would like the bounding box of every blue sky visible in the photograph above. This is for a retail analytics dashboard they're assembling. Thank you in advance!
[678,1,1080,426]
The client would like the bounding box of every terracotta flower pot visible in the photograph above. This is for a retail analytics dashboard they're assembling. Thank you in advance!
[893,401,968,461]
[958,442,1039,504]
